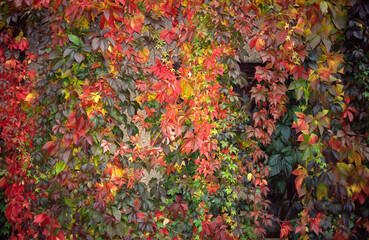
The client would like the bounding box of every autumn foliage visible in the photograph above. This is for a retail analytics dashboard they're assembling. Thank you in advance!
[0,0,368,239]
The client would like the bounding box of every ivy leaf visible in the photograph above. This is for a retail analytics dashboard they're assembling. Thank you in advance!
[276,30,288,45]
[128,13,145,33]
[62,148,73,164]
[269,154,281,177]
[250,36,265,51]
[182,131,203,154]
[106,224,115,239]
[281,126,290,140]
[168,196,188,220]
[215,224,227,240]
[280,221,293,239]
[14,0,23,7]
[310,35,321,49]
[255,37,265,51]
[115,222,125,237]
[34,213,47,224]
[319,1,328,14]
[302,146,312,161]
[251,84,268,103]
[201,215,216,238]
[91,38,101,51]
[68,34,83,45]
[112,207,121,221]
[310,213,324,235]
[292,165,308,197]
[160,28,177,45]
[55,161,66,175]
[74,53,85,63]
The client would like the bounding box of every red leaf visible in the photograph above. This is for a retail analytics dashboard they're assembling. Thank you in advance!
[160,28,177,45]
[164,164,176,176]
[290,64,309,80]
[201,216,216,237]
[150,59,165,76]
[34,213,47,224]
[310,213,324,235]
[24,0,33,6]
[0,177,7,189]
[169,197,187,220]
[85,135,94,145]
[63,148,73,164]
[136,211,145,219]
[276,30,288,45]
[280,220,293,239]
[42,141,57,156]
[14,0,23,7]
[42,141,54,151]
[182,131,203,154]
[215,225,227,240]
[57,230,65,240]
[172,205,179,220]
[91,62,100,69]
[179,205,186,220]
[129,13,145,33]
[249,37,257,50]
[251,84,268,103]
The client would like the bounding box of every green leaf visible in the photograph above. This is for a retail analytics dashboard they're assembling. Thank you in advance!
[289,106,300,123]
[296,87,304,100]
[115,222,125,237]
[112,207,121,221]
[68,34,83,45]
[319,1,328,14]
[269,154,280,165]
[302,147,311,161]
[269,154,282,177]
[285,155,294,165]
[50,57,63,70]
[276,179,286,193]
[64,198,77,208]
[106,224,115,239]
[281,126,290,140]
[55,161,66,175]
[281,147,292,156]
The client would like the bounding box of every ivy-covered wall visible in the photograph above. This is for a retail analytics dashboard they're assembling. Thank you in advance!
[1,0,369,240]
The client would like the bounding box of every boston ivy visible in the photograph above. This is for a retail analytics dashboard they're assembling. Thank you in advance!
[0,0,368,240]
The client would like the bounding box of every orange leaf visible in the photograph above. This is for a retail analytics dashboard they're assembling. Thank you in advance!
[255,37,265,51]
[129,13,145,33]
[0,177,7,189]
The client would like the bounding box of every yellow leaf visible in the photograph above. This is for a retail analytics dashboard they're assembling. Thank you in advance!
[101,108,107,117]
[163,218,170,226]
[138,48,150,63]
[316,183,327,200]
[75,16,90,29]
[181,80,193,99]
[147,92,157,101]
[247,173,252,181]
[351,183,361,195]
[194,189,204,199]
[174,161,185,172]
[91,92,101,103]
[25,93,35,102]
[61,69,71,79]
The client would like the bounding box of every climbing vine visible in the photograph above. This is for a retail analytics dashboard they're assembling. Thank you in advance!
[0,0,368,239]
